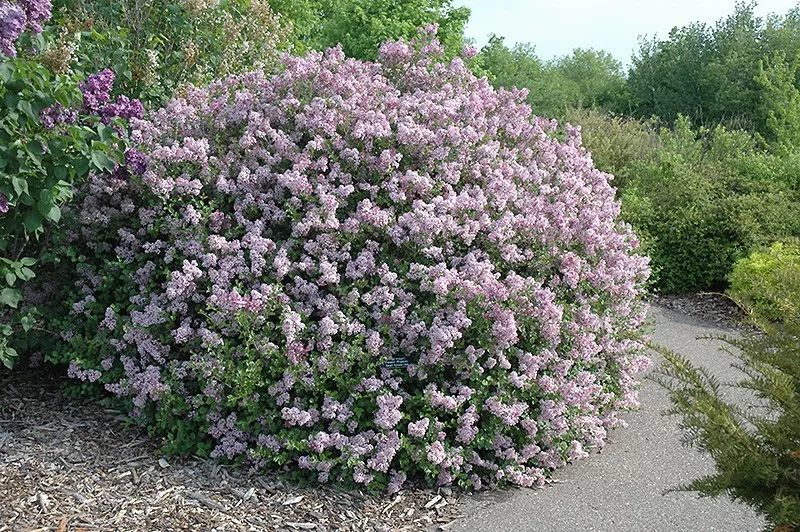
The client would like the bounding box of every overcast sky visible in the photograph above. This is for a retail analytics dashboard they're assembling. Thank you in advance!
[456,0,799,64]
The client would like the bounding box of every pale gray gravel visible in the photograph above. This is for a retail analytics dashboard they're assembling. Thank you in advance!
[452,305,765,532]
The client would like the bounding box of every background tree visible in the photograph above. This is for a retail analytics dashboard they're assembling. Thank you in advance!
[478,36,628,118]
[269,0,470,60]
[627,23,713,124]
[626,2,800,136]
[755,52,800,147]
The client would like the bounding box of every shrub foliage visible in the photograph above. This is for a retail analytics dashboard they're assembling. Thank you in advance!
[573,113,800,293]
[52,30,650,491]
[0,0,138,368]
[728,241,800,325]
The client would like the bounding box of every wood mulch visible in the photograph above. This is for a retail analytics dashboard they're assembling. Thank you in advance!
[0,368,462,532]
[653,292,754,331]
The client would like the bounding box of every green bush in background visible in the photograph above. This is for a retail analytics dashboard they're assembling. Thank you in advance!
[572,113,800,293]
[728,241,800,325]
[563,107,659,192]
[48,0,291,107]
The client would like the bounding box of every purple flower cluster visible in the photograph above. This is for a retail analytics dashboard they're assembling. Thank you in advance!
[0,0,50,56]
[61,28,650,491]
[79,69,144,123]
[41,70,143,129]
[40,103,77,129]
[80,69,115,113]
[0,1,26,57]
[21,0,49,33]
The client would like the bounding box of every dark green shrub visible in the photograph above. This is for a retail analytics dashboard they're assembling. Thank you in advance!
[1,19,134,368]
[613,116,800,293]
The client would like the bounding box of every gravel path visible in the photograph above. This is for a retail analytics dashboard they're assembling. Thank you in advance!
[452,305,764,532]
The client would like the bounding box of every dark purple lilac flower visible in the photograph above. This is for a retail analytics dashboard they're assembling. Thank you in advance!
[81,69,144,124]
[80,69,115,114]
[124,148,148,175]
[40,103,78,129]
[0,193,9,214]
[0,1,26,57]
[100,95,145,123]
[21,0,51,33]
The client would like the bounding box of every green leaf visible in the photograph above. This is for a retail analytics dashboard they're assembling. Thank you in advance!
[97,123,115,143]
[18,267,35,281]
[23,211,43,233]
[4,273,15,286]
[2,347,18,369]
[4,93,18,109]
[27,140,44,156]
[45,205,61,222]
[53,166,67,180]
[19,257,36,266]
[11,175,28,197]
[0,63,11,83]
[20,315,35,332]
[0,287,22,308]
[74,157,90,176]
[91,151,116,172]
[17,100,36,121]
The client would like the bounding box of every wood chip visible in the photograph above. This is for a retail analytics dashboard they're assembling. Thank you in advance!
[424,495,442,509]
[382,495,403,514]
[286,522,317,530]
[36,492,49,514]
[282,495,304,506]
[184,491,226,512]
[0,370,467,531]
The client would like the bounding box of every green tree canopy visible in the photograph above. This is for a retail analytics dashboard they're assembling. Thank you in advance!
[627,1,800,137]
[477,36,628,118]
[271,0,470,60]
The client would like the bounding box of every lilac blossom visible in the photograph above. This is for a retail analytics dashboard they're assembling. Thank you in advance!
[58,26,650,492]
[80,69,115,114]
[40,104,78,129]
[0,1,25,57]
[21,0,50,33]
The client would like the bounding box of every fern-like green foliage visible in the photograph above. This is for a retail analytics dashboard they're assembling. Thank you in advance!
[653,319,800,531]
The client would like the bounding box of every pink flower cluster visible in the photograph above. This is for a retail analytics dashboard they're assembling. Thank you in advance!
[60,28,650,491]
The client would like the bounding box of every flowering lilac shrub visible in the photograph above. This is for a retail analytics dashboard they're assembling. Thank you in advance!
[57,28,650,491]
[1,0,140,369]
